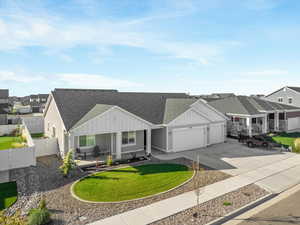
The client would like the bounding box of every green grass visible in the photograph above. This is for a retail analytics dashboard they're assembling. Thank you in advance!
[0,136,24,150]
[272,132,300,148]
[0,182,18,210]
[31,133,44,138]
[73,163,193,202]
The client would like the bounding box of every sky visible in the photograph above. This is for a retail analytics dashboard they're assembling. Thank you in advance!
[0,0,299,96]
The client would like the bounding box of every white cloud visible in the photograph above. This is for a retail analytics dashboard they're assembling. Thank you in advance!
[0,70,43,83]
[244,70,289,76]
[57,73,142,89]
[0,2,238,65]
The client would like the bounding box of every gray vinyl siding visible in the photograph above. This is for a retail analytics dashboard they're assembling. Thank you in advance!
[95,133,112,151]
[266,88,300,107]
[0,114,7,125]
[121,130,144,153]
[151,128,167,150]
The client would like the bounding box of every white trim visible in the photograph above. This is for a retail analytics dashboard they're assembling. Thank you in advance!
[70,105,153,132]
[152,145,167,152]
[226,113,266,118]
[167,108,210,126]
[191,99,229,120]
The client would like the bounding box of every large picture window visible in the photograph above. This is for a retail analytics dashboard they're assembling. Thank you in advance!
[79,135,96,147]
[122,131,136,146]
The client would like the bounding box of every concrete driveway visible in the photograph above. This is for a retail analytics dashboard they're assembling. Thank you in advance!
[155,138,296,176]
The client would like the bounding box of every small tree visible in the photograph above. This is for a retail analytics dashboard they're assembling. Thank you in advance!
[27,198,51,225]
[192,154,205,218]
[59,150,77,177]
[0,210,27,225]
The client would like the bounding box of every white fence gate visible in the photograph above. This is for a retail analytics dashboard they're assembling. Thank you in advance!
[34,138,58,157]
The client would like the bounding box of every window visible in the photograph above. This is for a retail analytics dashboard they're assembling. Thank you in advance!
[288,98,293,104]
[122,131,136,145]
[79,135,96,147]
[278,97,283,103]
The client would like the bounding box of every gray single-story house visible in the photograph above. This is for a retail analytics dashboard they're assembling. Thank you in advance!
[208,95,300,137]
[44,89,228,159]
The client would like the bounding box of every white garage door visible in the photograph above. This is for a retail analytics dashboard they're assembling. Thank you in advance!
[288,117,300,131]
[172,126,207,152]
[209,123,225,145]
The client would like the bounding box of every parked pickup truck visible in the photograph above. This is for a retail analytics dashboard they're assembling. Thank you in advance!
[240,135,282,149]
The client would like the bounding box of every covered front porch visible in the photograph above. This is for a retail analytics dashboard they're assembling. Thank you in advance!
[228,114,268,137]
[267,111,287,132]
[71,129,151,167]
[66,105,153,166]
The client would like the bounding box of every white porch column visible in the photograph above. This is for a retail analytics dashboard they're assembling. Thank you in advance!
[263,115,268,133]
[116,132,122,160]
[275,112,279,131]
[246,117,252,137]
[68,133,75,150]
[146,129,151,155]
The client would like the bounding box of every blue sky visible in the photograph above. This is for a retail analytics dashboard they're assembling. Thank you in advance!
[0,0,299,96]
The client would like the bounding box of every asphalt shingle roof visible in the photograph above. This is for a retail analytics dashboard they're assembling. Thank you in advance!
[52,89,191,130]
[288,86,300,93]
[208,96,300,116]
[163,98,198,124]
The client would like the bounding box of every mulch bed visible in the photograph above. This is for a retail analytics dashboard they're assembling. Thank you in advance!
[10,155,231,225]
[150,184,269,225]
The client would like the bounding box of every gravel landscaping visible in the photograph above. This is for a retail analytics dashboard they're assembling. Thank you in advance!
[7,155,231,225]
[150,184,269,225]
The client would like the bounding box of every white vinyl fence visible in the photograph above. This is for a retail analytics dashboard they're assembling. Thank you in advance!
[0,124,18,136]
[21,116,44,134]
[0,122,36,171]
[34,137,58,157]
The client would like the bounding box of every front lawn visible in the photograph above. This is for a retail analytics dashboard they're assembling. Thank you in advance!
[0,181,18,210]
[31,133,44,138]
[73,163,193,202]
[0,136,25,150]
[271,132,300,148]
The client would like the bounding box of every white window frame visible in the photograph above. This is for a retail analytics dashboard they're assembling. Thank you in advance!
[288,97,293,104]
[78,135,96,148]
[122,131,136,146]
[278,97,283,103]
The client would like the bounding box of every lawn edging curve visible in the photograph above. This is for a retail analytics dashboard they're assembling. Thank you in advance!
[70,163,195,204]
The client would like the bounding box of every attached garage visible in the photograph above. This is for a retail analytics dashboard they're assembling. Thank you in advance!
[172,126,207,152]
[209,122,225,145]
[287,117,300,131]
[286,111,300,131]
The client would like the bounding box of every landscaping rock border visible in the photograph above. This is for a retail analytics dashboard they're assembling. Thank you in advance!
[150,184,269,225]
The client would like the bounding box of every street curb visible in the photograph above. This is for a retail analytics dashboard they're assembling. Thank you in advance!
[206,193,276,225]
[208,183,300,225]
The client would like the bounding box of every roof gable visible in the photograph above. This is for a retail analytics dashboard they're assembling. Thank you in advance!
[52,89,189,130]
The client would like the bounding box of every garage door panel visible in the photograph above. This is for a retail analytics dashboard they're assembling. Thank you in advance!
[209,123,224,145]
[172,126,207,152]
[288,117,300,131]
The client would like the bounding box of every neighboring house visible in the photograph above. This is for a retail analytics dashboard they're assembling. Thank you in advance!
[265,86,300,108]
[28,94,49,113]
[13,102,32,114]
[0,89,9,125]
[195,93,235,100]
[44,89,228,159]
[208,96,300,137]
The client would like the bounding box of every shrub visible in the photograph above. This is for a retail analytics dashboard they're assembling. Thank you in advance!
[223,201,232,206]
[106,155,113,166]
[292,138,300,153]
[59,150,77,177]
[0,210,27,225]
[11,127,22,137]
[11,142,26,148]
[27,198,51,225]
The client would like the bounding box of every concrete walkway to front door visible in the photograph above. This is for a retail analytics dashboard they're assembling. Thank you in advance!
[89,153,300,225]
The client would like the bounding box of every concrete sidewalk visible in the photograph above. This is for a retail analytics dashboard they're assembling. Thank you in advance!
[89,154,300,225]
